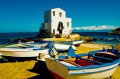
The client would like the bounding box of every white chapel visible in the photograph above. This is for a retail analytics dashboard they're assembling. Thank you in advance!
[38,8,72,37]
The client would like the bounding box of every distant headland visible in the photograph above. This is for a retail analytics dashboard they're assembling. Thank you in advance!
[109,27,120,35]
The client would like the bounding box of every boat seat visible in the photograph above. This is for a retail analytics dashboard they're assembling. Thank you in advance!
[58,59,80,67]
[80,58,103,65]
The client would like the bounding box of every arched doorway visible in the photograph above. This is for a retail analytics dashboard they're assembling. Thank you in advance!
[57,22,64,34]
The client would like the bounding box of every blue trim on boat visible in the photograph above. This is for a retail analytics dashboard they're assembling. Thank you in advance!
[67,46,76,57]
[88,50,105,56]
[46,41,53,48]
[32,47,45,50]
[58,56,66,59]
[88,49,120,58]
[69,65,118,75]
[48,44,54,54]
[76,54,88,57]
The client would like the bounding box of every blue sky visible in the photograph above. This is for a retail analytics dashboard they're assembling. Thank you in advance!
[0,0,120,32]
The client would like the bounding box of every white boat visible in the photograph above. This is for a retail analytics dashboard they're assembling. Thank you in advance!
[19,41,75,52]
[0,47,49,57]
[45,46,120,79]
[0,46,49,61]
[72,40,83,47]
[19,40,48,48]
[54,43,76,52]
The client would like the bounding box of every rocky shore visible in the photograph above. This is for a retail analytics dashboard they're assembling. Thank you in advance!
[7,34,96,44]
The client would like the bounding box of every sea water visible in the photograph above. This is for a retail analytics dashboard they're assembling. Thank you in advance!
[0,32,37,44]
[0,32,120,46]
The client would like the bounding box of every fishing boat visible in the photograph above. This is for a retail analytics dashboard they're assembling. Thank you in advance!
[19,40,48,48]
[0,47,49,61]
[0,41,53,61]
[45,45,120,79]
[72,40,83,47]
[19,41,76,52]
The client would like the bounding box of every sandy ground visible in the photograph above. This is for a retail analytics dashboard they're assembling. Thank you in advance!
[0,43,120,79]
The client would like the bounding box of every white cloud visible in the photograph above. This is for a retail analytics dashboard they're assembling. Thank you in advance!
[72,25,117,30]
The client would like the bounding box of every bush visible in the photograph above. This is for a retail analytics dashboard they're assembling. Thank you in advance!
[55,34,62,38]
[80,36,96,42]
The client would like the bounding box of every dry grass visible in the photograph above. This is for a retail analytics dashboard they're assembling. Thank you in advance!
[0,43,120,79]
[75,43,112,54]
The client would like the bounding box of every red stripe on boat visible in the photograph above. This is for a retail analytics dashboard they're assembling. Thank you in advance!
[49,70,64,79]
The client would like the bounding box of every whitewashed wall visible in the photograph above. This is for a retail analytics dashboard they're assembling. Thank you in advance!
[43,8,72,37]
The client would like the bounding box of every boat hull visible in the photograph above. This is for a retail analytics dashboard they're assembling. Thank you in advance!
[45,58,119,79]
[0,48,49,57]
[0,48,49,61]
[49,68,116,79]
[54,44,76,51]
[73,43,81,47]
[72,40,83,47]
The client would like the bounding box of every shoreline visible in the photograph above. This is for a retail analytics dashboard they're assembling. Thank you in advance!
[0,32,118,47]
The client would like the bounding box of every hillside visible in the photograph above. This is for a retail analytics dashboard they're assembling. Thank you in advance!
[109,27,120,35]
